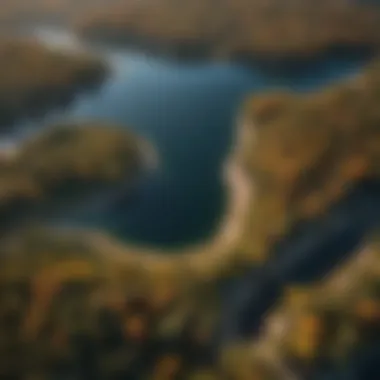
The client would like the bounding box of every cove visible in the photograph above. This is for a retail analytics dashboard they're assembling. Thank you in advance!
[5,27,373,249]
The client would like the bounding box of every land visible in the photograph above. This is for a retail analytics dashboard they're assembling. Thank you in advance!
[77,0,380,62]
[0,193,379,379]
[0,122,143,229]
[0,38,107,127]
[237,58,380,262]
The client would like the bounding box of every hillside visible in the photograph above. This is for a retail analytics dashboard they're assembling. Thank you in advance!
[77,0,380,62]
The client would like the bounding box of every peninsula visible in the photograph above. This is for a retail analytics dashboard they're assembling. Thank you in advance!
[238,58,380,262]
[0,38,107,127]
[0,122,144,229]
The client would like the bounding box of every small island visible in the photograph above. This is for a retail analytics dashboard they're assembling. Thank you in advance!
[76,0,380,62]
[0,122,144,228]
[0,38,108,127]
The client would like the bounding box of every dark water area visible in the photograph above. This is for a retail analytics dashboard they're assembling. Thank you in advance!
[8,27,374,249]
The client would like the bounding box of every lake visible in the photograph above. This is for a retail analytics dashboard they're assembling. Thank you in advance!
[4,26,373,250]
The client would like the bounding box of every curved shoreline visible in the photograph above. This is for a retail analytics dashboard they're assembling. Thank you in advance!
[15,26,256,284]
[51,120,254,283]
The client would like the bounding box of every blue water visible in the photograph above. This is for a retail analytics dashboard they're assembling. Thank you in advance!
[9,29,372,248]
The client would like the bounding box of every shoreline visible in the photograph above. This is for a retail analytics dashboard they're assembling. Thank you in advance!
[47,119,255,283]
[8,24,255,282]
